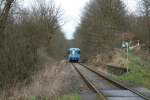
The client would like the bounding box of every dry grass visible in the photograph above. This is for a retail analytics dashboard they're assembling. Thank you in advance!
[0,60,68,99]
[117,52,150,89]
[107,49,125,67]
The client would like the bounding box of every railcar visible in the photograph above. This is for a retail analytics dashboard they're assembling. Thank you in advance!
[68,48,80,62]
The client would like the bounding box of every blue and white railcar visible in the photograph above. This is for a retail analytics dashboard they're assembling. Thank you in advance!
[68,48,80,62]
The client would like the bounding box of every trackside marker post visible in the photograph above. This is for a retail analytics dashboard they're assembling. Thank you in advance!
[122,41,129,73]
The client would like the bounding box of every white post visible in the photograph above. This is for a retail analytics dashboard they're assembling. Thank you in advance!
[126,45,129,73]
[125,42,129,73]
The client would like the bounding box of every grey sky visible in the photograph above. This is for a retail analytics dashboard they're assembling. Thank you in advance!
[22,0,139,40]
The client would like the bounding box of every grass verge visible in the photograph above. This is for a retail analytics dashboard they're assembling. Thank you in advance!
[25,94,81,100]
[117,52,150,89]
[56,94,81,100]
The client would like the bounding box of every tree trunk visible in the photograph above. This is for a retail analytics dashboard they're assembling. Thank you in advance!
[0,0,14,34]
[148,18,150,53]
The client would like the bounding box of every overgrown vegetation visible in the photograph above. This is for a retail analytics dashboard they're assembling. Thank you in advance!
[0,0,67,90]
[74,0,128,60]
[117,52,150,89]
[8,94,81,100]
[74,0,150,62]
[56,94,81,100]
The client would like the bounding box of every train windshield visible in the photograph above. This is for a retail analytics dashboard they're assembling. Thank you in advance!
[68,48,80,54]
[72,50,76,54]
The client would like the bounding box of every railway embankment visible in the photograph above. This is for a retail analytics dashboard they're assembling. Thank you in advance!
[116,52,150,89]
[85,49,150,98]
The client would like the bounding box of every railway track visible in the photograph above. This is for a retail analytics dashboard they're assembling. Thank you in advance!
[71,63,150,100]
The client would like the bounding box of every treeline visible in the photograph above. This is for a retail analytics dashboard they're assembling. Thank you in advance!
[74,0,150,61]
[128,0,150,50]
[0,0,66,89]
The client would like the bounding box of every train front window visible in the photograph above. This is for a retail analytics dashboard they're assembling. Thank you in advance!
[72,50,76,54]
[78,51,80,54]
[75,50,80,54]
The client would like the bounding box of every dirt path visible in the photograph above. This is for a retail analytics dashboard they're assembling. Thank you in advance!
[60,63,90,94]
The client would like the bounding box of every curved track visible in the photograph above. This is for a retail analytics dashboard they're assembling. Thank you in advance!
[71,63,150,100]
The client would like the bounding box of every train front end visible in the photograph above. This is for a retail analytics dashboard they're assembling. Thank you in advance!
[68,48,80,63]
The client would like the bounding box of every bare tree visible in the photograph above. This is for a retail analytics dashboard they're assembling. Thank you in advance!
[0,0,14,34]
[74,0,127,60]
[0,0,66,90]
[140,0,150,16]
[140,0,150,52]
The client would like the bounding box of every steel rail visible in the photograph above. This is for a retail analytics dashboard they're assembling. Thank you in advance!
[78,63,150,100]
[71,63,107,100]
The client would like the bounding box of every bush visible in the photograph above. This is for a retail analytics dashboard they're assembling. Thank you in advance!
[0,0,62,89]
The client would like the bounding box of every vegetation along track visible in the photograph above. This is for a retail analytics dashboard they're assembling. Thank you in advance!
[71,63,150,100]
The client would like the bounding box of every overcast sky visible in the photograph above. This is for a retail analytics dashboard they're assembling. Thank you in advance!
[22,0,140,40]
